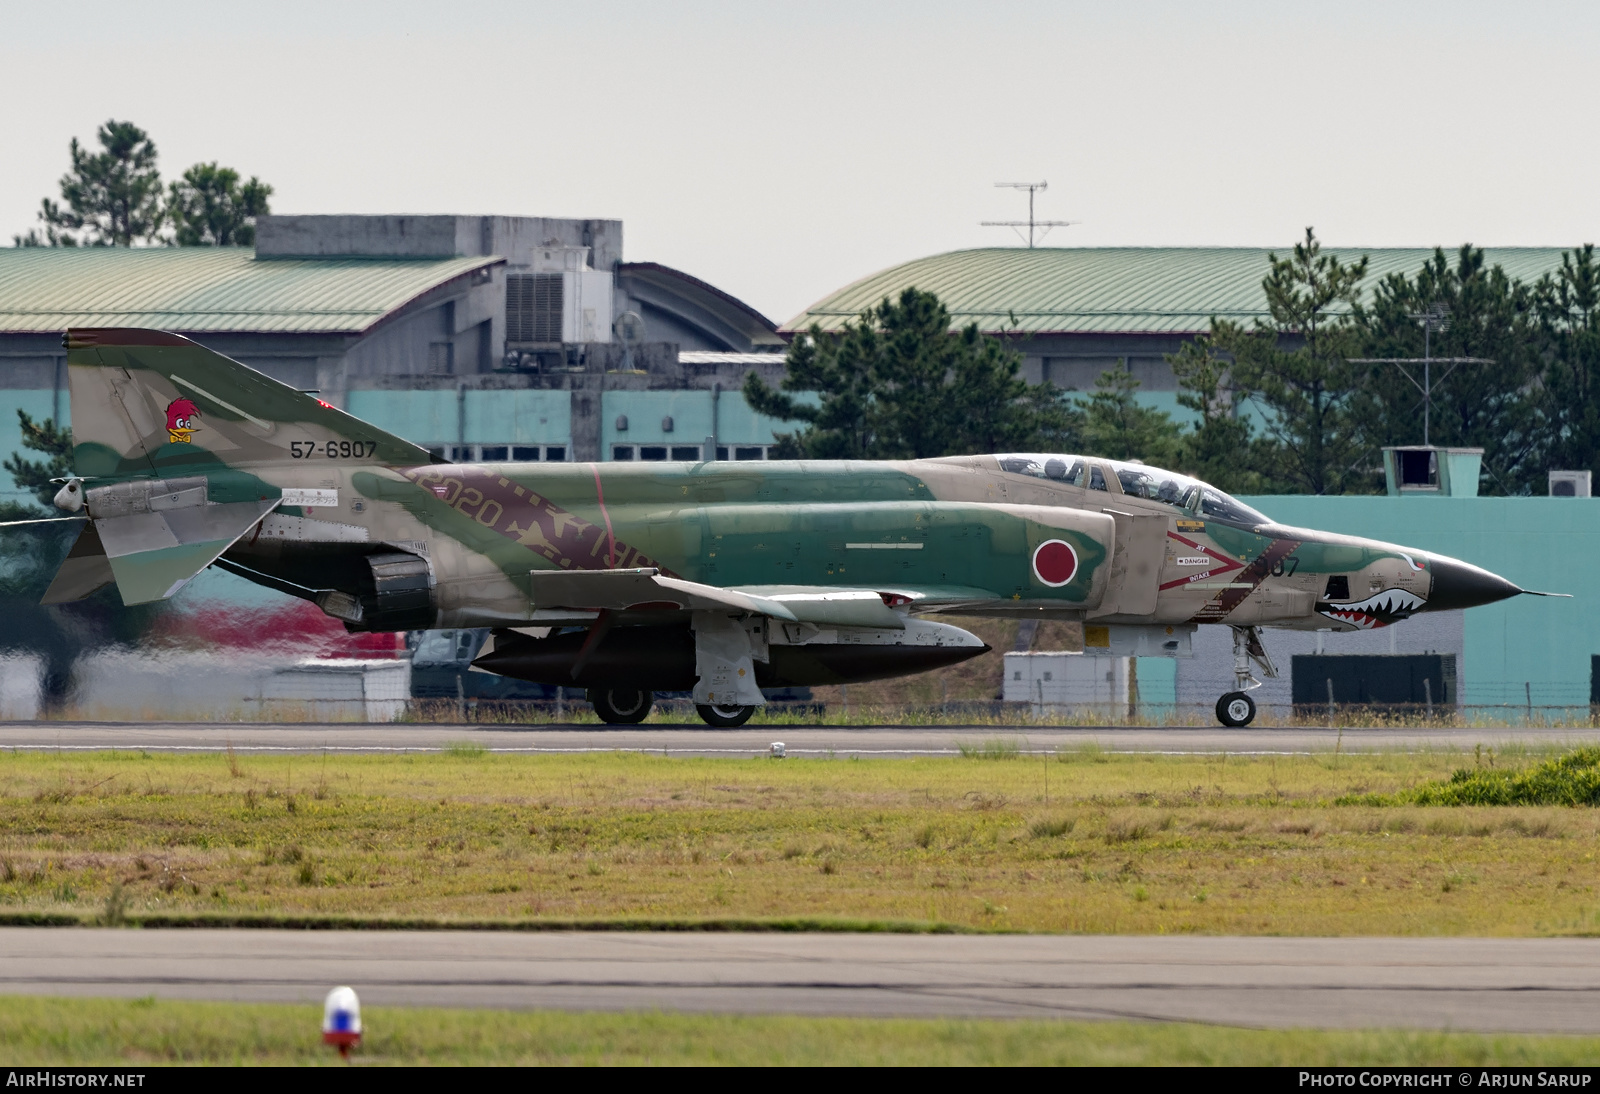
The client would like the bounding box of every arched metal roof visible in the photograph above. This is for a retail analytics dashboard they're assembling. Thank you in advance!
[0,247,501,334]
[783,246,1577,335]
[617,261,784,349]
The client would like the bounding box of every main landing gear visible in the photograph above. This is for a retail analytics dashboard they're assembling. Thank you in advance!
[1215,625,1278,727]
[587,686,653,725]
[586,688,757,728]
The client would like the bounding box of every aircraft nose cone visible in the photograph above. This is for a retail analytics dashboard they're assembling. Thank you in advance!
[1424,555,1522,612]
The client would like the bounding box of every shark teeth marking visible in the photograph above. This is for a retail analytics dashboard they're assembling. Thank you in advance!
[1317,588,1427,630]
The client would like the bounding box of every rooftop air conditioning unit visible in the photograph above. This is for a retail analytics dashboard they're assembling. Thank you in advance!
[1549,470,1592,497]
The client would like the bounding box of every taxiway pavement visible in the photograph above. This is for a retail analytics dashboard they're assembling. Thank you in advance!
[2,721,1597,756]
[0,930,1595,1031]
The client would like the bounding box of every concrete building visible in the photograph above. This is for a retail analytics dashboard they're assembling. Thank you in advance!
[0,214,793,508]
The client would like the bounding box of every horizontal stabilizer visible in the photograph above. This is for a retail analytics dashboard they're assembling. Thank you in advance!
[527,568,907,629]
[85,476,281,604]
[41,520,115,604]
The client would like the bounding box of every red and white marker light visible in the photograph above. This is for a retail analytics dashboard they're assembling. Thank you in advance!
[323,985,362,1059]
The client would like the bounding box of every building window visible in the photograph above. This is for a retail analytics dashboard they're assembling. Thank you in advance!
[428,342,454,375]
[716,446,728,460]
[432,443,569,463]
[506,273,563,344]
[671,445,701,460]
[611,445,635,460]
[639,446,668,461]
[734,446,767,460]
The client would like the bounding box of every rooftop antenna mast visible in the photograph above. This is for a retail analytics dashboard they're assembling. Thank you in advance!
[981,181,1078,248]
[1349,304,1492,447]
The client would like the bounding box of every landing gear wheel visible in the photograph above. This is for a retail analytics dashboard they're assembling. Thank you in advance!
[588,687,653,725]
[1216,691,1257,727]
[696,703,754,728]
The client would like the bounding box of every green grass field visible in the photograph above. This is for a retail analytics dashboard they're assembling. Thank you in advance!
[2,744,1597,934]
[1,995,1597,1066]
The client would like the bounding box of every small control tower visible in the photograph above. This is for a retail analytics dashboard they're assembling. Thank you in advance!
[1381,446,1483,497]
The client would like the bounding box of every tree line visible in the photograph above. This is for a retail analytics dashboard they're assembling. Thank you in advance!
[13,119,273,248]
[747,229,1600,496]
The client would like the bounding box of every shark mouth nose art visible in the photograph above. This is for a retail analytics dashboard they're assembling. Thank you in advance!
[1317,588,1427,629]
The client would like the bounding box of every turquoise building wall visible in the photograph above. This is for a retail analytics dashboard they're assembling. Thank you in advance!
[346,390,572,448]
[601,390,797,453]
[1242,495,1597,707]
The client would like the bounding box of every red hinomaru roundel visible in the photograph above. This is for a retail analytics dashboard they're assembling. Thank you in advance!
[1032,539,1078,587]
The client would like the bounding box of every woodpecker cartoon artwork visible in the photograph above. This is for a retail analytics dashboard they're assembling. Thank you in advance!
[165,397,200,444]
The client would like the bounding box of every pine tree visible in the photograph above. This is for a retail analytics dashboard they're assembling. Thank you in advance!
[167,163,274,246]
[1167,339,1278,494]
[1354,246,1543,495]
[1076,361,1180,466]
[1535,245,1600,478]
[744,288,1080,459]
[20,120,164,247]
[1207,228,1373,495]
[3,410,73,510]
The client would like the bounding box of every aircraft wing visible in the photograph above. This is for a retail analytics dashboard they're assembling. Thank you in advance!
[529,568,909,629]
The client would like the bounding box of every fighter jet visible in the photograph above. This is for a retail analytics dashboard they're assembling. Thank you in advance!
[25,329,1554,727]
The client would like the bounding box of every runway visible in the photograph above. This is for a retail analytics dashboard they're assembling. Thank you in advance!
[0,929,1596,1031]
[2,721,1598,756]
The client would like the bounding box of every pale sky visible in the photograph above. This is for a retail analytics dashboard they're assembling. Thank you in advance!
[3,0,1598,324]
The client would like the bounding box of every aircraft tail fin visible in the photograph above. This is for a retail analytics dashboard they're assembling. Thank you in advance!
[56,327,431,605]
[64,327,432,480]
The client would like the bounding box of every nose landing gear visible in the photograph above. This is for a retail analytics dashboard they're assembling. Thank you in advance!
[1215,625,1277,727]
[1216,691,1256,727]
[696,703,755,728]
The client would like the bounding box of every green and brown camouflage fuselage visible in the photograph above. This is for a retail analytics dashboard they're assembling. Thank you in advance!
[40,329,1532,718]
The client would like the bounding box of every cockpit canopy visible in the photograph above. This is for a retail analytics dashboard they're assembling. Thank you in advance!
[995,454,1270,527]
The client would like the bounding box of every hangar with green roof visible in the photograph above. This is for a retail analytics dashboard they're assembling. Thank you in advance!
[783,245,1574,419]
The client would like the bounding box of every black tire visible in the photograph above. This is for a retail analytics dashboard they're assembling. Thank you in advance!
[588,686,653,725]
[696,703,754,728]
[1216,691,1257,727]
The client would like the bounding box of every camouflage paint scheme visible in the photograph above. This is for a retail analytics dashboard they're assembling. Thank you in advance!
[45,329,1529,717]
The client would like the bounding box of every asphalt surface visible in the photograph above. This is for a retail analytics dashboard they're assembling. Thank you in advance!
[2,721,1599,755]
[0,929,1596,1031]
